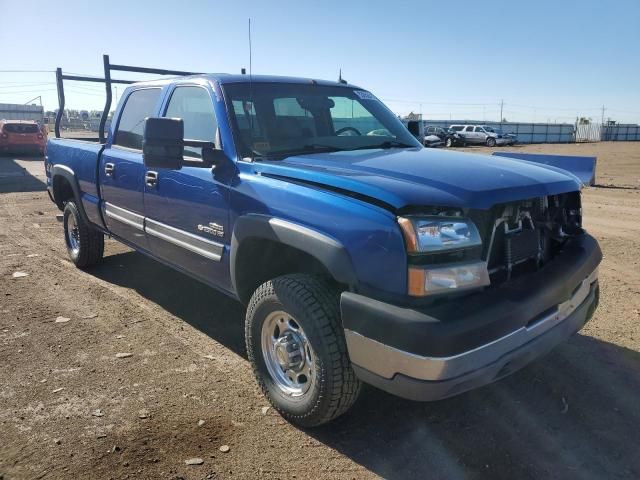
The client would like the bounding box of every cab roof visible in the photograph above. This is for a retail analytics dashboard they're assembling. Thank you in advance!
[129,73,359,89]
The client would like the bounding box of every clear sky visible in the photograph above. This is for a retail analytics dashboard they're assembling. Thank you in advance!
[1,0,639,124]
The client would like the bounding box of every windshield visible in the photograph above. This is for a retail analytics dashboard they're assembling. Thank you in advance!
[223,82,420,159]
[482,126,495,133]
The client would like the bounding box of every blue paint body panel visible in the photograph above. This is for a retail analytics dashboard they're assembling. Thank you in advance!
[45,74,583,302]
[492,152,597,186]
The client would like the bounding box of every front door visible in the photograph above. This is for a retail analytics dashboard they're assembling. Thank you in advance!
[100,87,162,250]
[143,84,232,290]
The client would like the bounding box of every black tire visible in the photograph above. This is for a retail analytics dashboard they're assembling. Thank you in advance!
[486,137,497,147]
[245,274,361,427]
[63,201,104,268]
[445,137,453,148]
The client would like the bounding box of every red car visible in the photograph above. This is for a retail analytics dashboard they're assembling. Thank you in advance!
[0,120,47,156]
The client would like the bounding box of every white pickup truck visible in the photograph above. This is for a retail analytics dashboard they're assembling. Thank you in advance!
[450,124,517,147]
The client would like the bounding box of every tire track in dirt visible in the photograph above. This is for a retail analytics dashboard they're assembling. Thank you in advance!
[0,191,375,480]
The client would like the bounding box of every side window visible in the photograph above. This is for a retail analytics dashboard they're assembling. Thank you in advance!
[450,126,463,132]
[114,88,161,150]
[427,127,434,134]
[475,127,485,132]
[464,126,474,132]
[164,86,217,158]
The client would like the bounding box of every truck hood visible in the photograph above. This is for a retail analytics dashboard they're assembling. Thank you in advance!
[255,148,582,211]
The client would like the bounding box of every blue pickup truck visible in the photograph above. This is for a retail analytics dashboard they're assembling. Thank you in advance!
[45,61,601,427]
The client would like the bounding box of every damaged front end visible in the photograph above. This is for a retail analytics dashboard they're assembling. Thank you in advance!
[471,191,584,284]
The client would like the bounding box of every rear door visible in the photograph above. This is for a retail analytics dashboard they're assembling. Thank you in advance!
[99,87,162,249]
[475,126,488,143]
[143,84,232,289]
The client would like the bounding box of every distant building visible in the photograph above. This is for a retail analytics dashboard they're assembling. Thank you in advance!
[403,111,422,121]
[0,103,44,123]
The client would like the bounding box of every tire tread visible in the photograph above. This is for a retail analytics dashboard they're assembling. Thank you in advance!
[246,274,361,427]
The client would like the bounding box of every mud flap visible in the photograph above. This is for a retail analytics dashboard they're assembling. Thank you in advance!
[492,152,597,186]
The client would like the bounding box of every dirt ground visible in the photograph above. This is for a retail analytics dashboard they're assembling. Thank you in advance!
[1,142,639,479]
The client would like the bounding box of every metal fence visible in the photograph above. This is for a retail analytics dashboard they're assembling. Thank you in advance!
[576,123,602,142]
[421,120,575,143]
[601,124,640,141]
[420,119,640,143]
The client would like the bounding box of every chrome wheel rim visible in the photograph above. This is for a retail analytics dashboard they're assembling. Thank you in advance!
[66,214,80,256]
[261,310,314,397]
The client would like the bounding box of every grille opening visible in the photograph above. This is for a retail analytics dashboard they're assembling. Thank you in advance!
[471,192,582,286]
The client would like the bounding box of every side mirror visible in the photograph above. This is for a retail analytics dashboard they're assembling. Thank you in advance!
[143,117,184,169]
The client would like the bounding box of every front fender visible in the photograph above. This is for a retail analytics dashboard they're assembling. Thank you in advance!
[230,214,358,293]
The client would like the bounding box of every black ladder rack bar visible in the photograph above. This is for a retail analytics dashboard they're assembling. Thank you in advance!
[55,54,202,143]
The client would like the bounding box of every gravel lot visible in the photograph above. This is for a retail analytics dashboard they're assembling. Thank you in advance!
[1,142,639,479]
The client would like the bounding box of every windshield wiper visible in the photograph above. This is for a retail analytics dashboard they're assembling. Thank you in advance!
[347,140,417,151]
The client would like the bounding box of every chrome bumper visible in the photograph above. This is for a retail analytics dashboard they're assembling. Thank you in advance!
[346,268,598,395]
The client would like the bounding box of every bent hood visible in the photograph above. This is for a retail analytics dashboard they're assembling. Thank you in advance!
[254,148,582,210]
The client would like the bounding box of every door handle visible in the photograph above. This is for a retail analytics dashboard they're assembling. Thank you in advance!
[145,171,158,187]
[104,163,115,176]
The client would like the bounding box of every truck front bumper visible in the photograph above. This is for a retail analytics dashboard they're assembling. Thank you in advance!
[341,234,601,401]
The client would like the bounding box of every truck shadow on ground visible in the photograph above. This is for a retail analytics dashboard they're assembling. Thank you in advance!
[91,249,247,357]
[91,249,640,480]
[0,156,47,194]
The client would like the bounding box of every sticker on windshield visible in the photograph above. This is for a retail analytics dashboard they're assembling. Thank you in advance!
[353,90,377,101]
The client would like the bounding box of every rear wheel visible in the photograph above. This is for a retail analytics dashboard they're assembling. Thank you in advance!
[445,137,453,147]
[63,201,104,268]
[246,274,361,427]
[486,137,497,147]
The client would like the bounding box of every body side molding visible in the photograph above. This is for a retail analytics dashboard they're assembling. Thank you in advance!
[145,217,224,261]
[104,202,144,230]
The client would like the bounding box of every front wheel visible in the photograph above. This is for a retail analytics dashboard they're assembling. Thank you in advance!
[445,138,453,148]
[245,274,361,427]
[63,201,104,268]
[486,137,497,147]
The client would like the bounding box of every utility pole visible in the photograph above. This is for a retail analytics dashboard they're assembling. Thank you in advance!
[601,105,605,125]
[499,99,504,123]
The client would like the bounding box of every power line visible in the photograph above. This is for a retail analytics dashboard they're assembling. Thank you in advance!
[0,88,57,95]
[0,70,55,73]
[0,83,53,90]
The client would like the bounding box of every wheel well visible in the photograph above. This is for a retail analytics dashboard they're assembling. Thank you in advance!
[234,238,338,305]
[52,175,74,210]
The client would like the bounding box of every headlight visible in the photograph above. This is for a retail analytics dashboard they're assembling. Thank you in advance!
[398,216,482,253]
[398,216,490,296]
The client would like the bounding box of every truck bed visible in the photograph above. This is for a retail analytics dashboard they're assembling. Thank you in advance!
[46,137,106,227]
